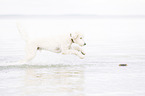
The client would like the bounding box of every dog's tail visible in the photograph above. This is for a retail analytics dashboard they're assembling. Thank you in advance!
[16,22,29,42]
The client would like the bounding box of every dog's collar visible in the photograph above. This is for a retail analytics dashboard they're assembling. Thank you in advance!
[70,33,74,43]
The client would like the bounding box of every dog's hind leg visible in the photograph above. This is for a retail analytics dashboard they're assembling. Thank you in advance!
[20,43,37,64]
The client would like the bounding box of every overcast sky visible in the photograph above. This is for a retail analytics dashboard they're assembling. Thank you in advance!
[0,0,145,15]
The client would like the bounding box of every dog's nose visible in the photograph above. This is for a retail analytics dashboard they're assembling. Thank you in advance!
[84,43,86,45]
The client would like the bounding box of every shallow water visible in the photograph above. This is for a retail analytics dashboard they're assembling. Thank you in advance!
[1,61,145,96]
[1,43,145,96]
[1,17,145,96]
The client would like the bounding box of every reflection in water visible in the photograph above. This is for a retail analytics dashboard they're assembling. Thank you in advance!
[22,65,85,96]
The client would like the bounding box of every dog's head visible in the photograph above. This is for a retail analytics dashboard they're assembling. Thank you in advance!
[70,32,86,46]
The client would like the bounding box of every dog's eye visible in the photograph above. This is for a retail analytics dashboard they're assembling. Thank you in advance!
[80,37,82,39]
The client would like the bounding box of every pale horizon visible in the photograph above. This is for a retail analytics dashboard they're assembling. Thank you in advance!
[0,0,145,15]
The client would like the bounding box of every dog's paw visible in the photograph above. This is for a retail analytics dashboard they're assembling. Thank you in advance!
[80,55,85,59]
[78,53,85,59]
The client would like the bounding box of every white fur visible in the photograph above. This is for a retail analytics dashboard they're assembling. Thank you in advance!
[17,23,86,63]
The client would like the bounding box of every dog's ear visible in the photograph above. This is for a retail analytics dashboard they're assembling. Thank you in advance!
[71,32,79,39]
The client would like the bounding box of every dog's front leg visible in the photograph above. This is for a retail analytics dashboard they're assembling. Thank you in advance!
[62,49,84,59]
[72,46,85,55]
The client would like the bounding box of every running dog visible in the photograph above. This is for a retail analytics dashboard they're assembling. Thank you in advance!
[17,23,86,63]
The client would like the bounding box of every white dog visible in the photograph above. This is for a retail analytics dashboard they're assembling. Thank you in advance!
[17,23,86,63]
